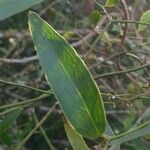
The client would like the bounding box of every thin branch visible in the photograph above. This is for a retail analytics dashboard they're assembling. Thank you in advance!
[0,56,38,64]
[39,0,61,16]
[94,63,150,79]
[0,31,95,64]
[92,0,111,20]
[109,120,150,142]
[112,19,150,26]
[33,112,56,150]
[0,78,51,94]
[118,0,129,51]
[16,103,57,150]
[71,31,95,47]
[116,0,129,70]
[0,107,21,116]
[0,93,50,110]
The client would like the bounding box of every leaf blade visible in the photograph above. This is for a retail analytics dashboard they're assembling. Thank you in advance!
[138,10,150,31]
[105,0,119,7]
[0,108,22,135]
[0,0,44,20]
[64,119,89,150]
[28,11,106,139]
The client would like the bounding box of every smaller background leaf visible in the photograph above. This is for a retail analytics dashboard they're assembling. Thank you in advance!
[138,10,150,31]
[0,131,12,145]
[145,0,150,4]
[64,119,89,150]
[89,10,102,25]
[105,0,119,7]
[0,108,22,135]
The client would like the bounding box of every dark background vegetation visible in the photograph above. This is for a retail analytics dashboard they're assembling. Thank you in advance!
[0,0,150,149]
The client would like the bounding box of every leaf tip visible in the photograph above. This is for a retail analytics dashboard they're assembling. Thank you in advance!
[28,10,36,17]
[28,11,39,23]
[28,11,38,36]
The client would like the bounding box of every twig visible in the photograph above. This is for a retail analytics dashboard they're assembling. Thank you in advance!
[71,31,95,47]
[83,16,110,59]
[133,108,150,127]
[0,31,95,64]
[116,0,129,70]
[16,103,57,150]
[118,0,129,51]
[126,53,150,77]
[94,63,150,79]
[112,19,150,26]
[89,50,128,70]
[33,111,56,150]
[92,0,111,20]
[39,0,61,16]
[0,56,38,64]
[83,34,100,60]
[0,78,51,94]
[0,94,50,110]
[109,120,150,142]
[0,106,21,116]
[4,34,26,58]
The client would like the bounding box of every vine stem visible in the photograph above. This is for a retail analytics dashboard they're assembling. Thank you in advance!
[16,103,57,150]
[112,19,150,26]
[0,93,50,110]
[93,0,111,20]
[94,63,150,79]
[0,79,51,94]
[0,106,21,116]
[109,120,150,142]
[33,111,56,150]
[118,0,129,51]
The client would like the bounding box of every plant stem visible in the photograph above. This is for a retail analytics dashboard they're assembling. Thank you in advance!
[33,112,56,150]
[109,120,150,142]
[93,0,111,20]
[0,106,22,116]
[118,0,129,51]
[94,63,150,79]
[0,93,50,110]
[16,103,57,150]
[0,79,51,94]
[112,19,150,26]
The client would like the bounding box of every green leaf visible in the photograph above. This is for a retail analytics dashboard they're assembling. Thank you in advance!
[0,131,12,145]
[64,119,89,150]
[0,108,22,135]
[138,10,150,31]
[0,0,44,20]
[28,11,106,139]
[105,0,119,7]
[110,121,150,145]
[146,0,150,4]
[89,10,102,25]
